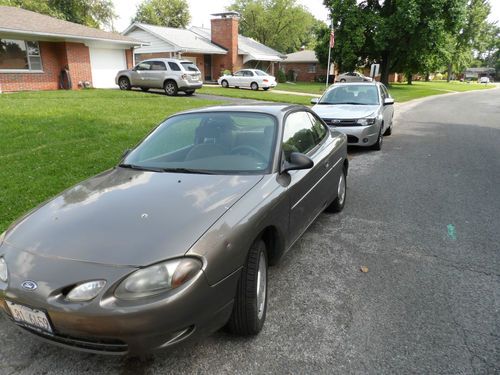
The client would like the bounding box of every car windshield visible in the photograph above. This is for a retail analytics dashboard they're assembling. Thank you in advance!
[122,112,277,174]
[319,85,379,105]
[180,62,199,72]
[254,70,269,76]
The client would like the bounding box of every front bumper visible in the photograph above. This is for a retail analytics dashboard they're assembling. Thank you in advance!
[0,245,239,355]
[326,124,380,146]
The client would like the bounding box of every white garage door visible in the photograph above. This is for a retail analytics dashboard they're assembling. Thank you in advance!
[89,48,127,88]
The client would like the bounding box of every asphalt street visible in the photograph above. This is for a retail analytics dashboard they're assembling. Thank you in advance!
[0,88,499,374]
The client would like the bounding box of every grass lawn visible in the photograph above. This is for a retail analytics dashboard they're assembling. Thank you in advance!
[388,81,494,102]
[198,86,314,106]
[0,89,221,232]
[276,82,326,95]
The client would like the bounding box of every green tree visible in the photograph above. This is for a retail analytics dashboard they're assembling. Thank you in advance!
[228,0,322,53]
[133,0,190,28]
[0,0,116,29]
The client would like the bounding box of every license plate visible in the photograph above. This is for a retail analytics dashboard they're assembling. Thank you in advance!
[6,301,53,334]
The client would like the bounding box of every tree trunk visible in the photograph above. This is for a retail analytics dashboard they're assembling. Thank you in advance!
[380,51,390,85]
[425,72,430,82]
[447,63,452,82]
[407,71,413,85]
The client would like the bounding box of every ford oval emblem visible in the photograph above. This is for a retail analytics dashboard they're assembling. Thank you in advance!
[21,280,38,291]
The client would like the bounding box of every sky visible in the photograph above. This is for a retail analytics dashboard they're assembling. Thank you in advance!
[112,0,500,32]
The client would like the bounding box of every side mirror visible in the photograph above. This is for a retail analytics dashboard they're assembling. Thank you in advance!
[282,152,314,173]
[310,98,319,104]
[384,98,395,105]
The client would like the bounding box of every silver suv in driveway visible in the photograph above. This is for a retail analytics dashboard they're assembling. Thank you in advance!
[115,58,203,96]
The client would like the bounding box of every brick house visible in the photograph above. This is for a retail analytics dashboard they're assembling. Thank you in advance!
[281,50,329,82]
[0,6,143,92]
[123,12,284,81]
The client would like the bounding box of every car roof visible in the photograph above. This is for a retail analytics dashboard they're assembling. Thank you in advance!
[173,104,307,117]
[140,58,193,64]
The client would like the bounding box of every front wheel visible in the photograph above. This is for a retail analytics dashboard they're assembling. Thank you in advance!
[372,126,383,150]
[118,77,131,90]
[164,80,178,96]
[250,82,259,91]
[227,239,268,335]
[221,80,229,88]
[326,168,347,213]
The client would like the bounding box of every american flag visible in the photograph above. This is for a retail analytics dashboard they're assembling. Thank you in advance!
[329,29,335,48]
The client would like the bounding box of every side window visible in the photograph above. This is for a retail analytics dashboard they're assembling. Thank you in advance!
[150,61,166,71]
[135,62,151,71]
[233,71,244,76]
[245,71,254,77]
[282,111,320,160]
[307,113,327,144]
[168,62,181,71]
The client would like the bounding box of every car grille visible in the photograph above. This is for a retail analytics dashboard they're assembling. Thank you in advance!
[347,135,359,143]
[323,118,359,127]
[18,324,128,353]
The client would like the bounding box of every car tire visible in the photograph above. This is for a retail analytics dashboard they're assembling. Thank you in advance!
[340,79,346,83]
[372,126,383,150]
[140,87,149,92]
[164,80,178,96]
[326,168,347,213]
[227,239,268,335]
[118,77,131,90]
[384,125,392,136]
[251,82,259,91]
[221,80,229,88]
[263,87,270,91]
[185,90,195,96]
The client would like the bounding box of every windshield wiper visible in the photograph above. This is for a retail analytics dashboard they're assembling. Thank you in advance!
[160,167,216,175]
[119,164,164,173]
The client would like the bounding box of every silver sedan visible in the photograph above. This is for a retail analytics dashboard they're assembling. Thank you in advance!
[312,82,395,150]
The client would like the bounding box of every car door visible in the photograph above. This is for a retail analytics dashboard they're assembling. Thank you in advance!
[130,61,151,86]
[379,84,394,130]
[230,70,244,87]
[282,110,339,243]
[143,60,167,88]
[243,70,255,88]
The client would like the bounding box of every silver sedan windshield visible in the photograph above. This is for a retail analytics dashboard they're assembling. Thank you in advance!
[123,112,277,174]
[320,85,379,105]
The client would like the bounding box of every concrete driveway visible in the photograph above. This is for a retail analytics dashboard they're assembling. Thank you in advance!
[0,88,498,374]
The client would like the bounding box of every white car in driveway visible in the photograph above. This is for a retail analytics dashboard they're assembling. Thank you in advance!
[218,69,277,91]
[336,72,373,83]
[479,76,490,84]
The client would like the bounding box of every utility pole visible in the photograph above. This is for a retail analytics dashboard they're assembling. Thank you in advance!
[325,18,334,89]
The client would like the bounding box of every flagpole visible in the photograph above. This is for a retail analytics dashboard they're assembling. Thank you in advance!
[325,18,333,89]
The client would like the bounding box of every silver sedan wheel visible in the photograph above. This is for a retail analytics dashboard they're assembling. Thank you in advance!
[118,77,130,90]
[256,251,267,320]
[338,173,346,206]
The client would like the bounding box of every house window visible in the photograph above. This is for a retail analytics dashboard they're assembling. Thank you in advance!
[307,64,317,73]
[0,39,42,71]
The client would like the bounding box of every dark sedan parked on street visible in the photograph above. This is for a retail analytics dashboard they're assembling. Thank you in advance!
[0,104,348,355]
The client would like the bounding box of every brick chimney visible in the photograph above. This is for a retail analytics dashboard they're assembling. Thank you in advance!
[211,11,241,78]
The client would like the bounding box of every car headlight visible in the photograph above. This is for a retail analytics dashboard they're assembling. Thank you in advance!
[0,257,8,283]
[67,280,106,302]
[115,258,202,300]
[357,118,376,126]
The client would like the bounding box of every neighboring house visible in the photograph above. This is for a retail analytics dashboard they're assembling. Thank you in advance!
[122,11,284,81]
[281,50,328,82]
[464,67,495,80]
[0,6,143,92]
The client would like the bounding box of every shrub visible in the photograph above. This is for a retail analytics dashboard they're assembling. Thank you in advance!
[286,69,296,82]
[433,73,443,80]
[277,69,287,83]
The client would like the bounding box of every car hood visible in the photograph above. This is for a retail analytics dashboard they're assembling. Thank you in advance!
[312,104,379,119]
[5,168,263,267]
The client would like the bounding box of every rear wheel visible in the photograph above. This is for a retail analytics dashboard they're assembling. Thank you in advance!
[164,80,178,96]
[118,77,131,90]
[221,80,229,88]
[326,168,347,213]
[227,239,268,335]
[251,82,259,91]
